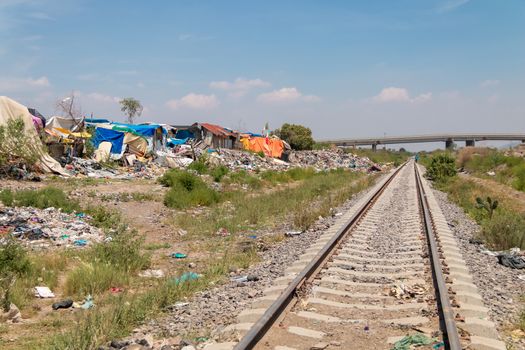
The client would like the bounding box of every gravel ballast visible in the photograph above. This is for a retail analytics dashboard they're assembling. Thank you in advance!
[432,188,525,349]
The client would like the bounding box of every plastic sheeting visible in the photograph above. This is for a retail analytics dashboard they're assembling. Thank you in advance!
[91,127,125,154]
[0,96,69,176]
[241,137,284,158]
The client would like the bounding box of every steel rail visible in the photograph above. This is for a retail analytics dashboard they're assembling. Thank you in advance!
[234,162,408,350]
[414,163,462,350]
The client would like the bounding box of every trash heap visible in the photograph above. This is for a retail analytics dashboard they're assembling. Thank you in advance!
[200,149,376,172]
[65,157,162,179]
[0,207,104,250]
[288,149,374,170]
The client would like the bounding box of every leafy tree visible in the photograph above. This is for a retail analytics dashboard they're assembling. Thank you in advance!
[119,97,143,124]
[273,123,314,150]
[425,153,457,183]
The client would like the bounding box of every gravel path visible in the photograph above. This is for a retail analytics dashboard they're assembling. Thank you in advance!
[432,188,525,349]
[120,176,380,348]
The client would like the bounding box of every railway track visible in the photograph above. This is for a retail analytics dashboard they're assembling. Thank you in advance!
[205,161,505,350]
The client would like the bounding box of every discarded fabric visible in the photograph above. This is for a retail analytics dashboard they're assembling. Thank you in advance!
[171,252,187,259]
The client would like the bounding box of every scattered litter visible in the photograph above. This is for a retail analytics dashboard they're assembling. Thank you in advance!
[285,231,302,237]
[433,342,445,349]
[497,254,525,269]
[80,295,94,309]
[391,334,436,350]
[74,239,88,246]
[52,299,73,310]
[171,252,187,259]
[389,283,426,299]
[247,235,257,239]
[231,275,259,283]
[174,302,189,308]
[139,269,165,278]
[215,228,230,237]
[34,286,55,298]
[518,275,525,282]
[173,272,200,285]
[0,303,22,323]
[0,207,104,250]
[487,171,496,176]
[110,287,124,293]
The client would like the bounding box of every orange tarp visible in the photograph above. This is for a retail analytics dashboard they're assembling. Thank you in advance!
[241,137,284,158]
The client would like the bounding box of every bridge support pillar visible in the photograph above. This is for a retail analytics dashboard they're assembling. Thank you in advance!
[466,140,475,147]
[372,144,377,152]
[445,139,454,150]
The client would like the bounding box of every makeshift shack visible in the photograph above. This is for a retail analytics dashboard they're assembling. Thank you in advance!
[0,96,68,176]
[192,122,238,149]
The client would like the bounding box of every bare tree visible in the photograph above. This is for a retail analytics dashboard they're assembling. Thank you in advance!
[56,92,82,120]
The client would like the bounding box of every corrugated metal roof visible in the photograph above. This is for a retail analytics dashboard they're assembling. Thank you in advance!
[200,123,237,137]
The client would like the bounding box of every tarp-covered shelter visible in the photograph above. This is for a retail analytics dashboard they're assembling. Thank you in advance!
[46,116,83,132]
[0,96,68,176]
[87,120,167,159]
[241,136,285,158]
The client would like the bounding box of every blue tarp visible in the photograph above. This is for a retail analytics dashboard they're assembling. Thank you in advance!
[85,118,111,124]
[175,129,194,139]
[111,122,167,137]
[167,138,189,147]
[92,128,125,154]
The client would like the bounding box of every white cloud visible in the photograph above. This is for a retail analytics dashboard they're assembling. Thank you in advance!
[27,12,53,20]
[166,93,219,110]
[372,87,432,104]
[85,92,121,104]
[480,79,500,88]
[437,0,470,13]
[487,94,500,103]
[0,76,50,92]
[257,87,319,103]
[210,78,270,91]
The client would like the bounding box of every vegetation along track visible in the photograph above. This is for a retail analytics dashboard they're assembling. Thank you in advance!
[208,161,506,350]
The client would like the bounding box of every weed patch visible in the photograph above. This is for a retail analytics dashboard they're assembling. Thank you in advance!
[0,187,80,213]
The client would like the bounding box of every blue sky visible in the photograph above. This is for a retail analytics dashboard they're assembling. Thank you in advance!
[0,0,524,141]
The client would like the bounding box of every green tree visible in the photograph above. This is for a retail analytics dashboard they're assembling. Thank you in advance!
[119,97,143,124]
[273,123,314,150]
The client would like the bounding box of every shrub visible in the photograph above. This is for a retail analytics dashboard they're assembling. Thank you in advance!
[0,239,31,311]
[0,117,42,168]
[187,156,208,174]
[425,153,457,183]
[480,209,525,250]
[0,187,80,213]
[513,164,525,192]
[161,169,219,209]
[210,165,229,182]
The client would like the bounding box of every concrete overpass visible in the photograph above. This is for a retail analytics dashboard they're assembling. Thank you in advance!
[319,133,525,150]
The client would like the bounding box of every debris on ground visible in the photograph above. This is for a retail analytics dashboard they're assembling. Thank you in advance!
[34,286,55,298]
[0,207,104,250]
[172,272,200,285]
[52,299,73,310]
[0,303,22,323]
[139,269,165,278]
[389,283,427,299]
[391,334,436,350]
[497,252,525,269]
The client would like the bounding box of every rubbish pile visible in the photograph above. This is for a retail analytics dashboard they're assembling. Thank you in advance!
[0,207,104,250]
[65,157,161,179]
[186,149,377,172]
[288,149,375,171]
